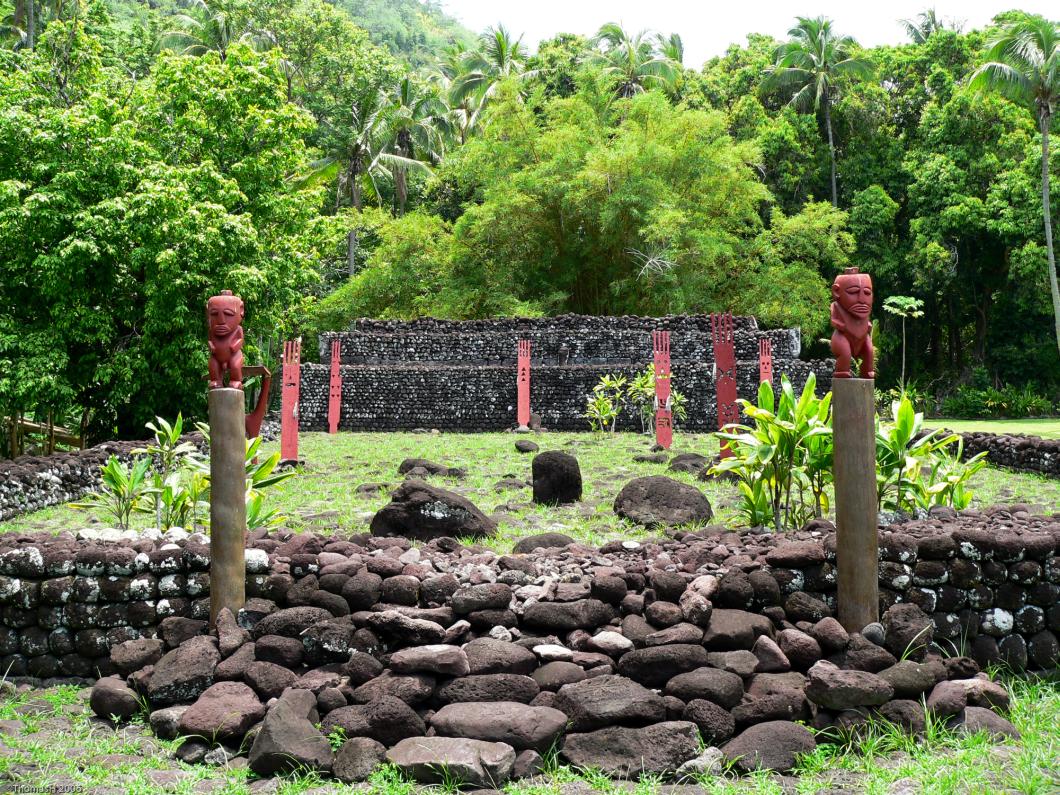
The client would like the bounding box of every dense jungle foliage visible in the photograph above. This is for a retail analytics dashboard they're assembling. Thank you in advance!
[0,0,1057,443]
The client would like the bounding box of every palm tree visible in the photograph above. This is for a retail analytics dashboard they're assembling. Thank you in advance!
[591,22,679,98]
[761,16,872,207]
[432,42,486,145]
[900,9,949,44]
[158,0,271,62]
[381,77,447,215]
[971,18,1060,354]
[450,25,537,107]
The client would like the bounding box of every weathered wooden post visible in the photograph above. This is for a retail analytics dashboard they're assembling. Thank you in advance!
[759,337,773,385]
[516,339,531,431]
[206,290,247,626]
[711,312,738,458]
[328,339,342,435]
[830,267,879,632]
[280,338,301,463]
[652,330,672,449]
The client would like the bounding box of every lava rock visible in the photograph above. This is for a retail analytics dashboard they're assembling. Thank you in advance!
[387,736,516,788]
[552,674,667,731]
[371,480,497,540]
[431,701,567,752]
[805,661,894,710]
[333,737,386,783]
[177,681,265,742]
[722,721,816,773]
[248,699,333,776]
[146,636,220,706]
[613,476,713,528]
[560,721,700,778]
[532,452,582,505]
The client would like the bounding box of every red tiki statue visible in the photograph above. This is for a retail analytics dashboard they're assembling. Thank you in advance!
[830,268,874,379]
[207,290,245,389]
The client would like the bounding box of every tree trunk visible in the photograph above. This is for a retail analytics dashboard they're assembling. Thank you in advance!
[824,97,837,207]
[27,0,35,49]
[900,317,907,386]
[1040,114,1059,356]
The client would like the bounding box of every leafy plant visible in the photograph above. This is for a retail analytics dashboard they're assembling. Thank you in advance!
[875,394,987,513]
[626,364,688,434]
[941,384,1055,419]
[72,456,152,529]
[135,414,201,529]
[584,374,627,433]
[714,374,833,531]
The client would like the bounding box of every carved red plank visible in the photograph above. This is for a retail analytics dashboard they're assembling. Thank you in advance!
[517,339,531,429]
[328,339,342,434]
[711,312,738,459]
[280,338,300,462]
[653,330,672,450]
[759,337,773,386]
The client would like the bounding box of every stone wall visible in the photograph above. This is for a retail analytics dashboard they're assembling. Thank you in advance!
[949,431,1060,478]
[304,314,831,432]
[0,436,206,523]
[2,506,1055,683]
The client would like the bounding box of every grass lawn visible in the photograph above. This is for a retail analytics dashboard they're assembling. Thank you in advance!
[923,418,1060,440]
[0,673,1055,793]
[3,431,1058,545]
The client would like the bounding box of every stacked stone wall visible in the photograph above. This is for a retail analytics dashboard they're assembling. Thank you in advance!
[1,507,1055,683]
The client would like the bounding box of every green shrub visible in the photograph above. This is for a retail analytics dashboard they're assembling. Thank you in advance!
[715,382,989,531]
[585,367,687,434]
[941,384,1055,419]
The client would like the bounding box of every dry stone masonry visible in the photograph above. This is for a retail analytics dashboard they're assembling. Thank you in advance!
[302,314,832,432]
[12,498,1049,784]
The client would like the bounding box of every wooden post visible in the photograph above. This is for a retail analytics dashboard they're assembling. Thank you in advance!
[516,340,531,430]
[209,387,246,626]
[832,377,879,632]
[280,339,301,463]
[328,339,342,434]
[653,330,672,449]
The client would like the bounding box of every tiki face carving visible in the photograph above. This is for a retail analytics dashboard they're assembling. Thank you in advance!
[830,268,875,379]
[207,290,245,389]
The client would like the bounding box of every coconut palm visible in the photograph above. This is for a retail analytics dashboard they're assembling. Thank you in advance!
[900,9,951,44]
[971,18,1060,354]
[591,22,679,98]
[432,42,486,145]
[158,0,272,62]
[761,16,872,206]
[381,77,447,215]
[450,25,537,107]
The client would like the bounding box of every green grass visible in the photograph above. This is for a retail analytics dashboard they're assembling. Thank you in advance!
[923,418,1060,440]
[3,431,1058,543]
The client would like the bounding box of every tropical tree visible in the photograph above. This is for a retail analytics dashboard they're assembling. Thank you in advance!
[450,25,537,107]
[432,42,485,144]
[883,295,925,385]
[761,16,872,206]
[158,0,270,61]
[381,77,446,214]
[900,9,957,44]
[591,22,679,98]
[971,18,1060,355]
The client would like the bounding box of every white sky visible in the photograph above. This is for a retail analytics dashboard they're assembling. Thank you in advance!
[441,1,1058,68]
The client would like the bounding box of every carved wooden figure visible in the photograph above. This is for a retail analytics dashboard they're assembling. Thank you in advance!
[328,339,342,434]
[711,312,738,458]
[280,339,301,462]
[652,330,672,449]
[830,267,875,379]
[206,290,245,389]
[759,337,773,385]
[517,340,531,429]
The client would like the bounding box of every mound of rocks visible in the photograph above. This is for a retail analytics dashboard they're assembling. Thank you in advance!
[81,506,1046,785]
